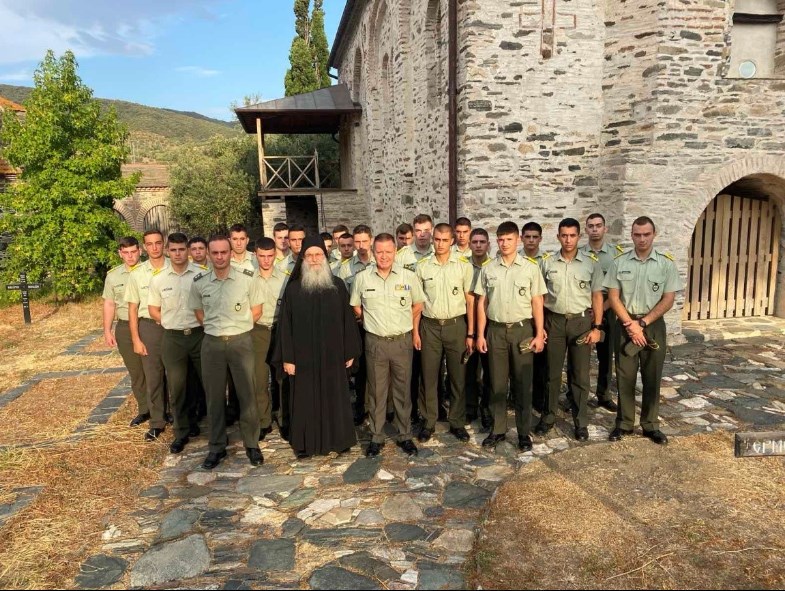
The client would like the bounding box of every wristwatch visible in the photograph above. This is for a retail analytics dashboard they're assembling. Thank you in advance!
[638,319,648,328]
[467,334,476,339]
[591,324,602,330]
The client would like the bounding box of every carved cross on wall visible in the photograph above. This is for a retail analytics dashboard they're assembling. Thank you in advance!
[541,0,577,59]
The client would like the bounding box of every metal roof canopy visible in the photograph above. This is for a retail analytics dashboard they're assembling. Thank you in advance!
[234,84,360,135]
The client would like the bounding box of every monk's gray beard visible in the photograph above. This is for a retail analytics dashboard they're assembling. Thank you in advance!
[301,259,336,292]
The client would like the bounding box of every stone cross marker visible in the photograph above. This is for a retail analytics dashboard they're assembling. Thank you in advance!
[5,271,41,324]
[735,431,785,458]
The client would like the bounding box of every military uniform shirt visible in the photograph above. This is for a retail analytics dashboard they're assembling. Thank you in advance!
[334,254,375,294]
[350,264,426,337]
[125,259,171,319]
[540,250,604,315]
[395,244,435,272]
[579,242,625,276]
[603,250,683,315]
[253,268,288,326]
[475,255,548,323]
[189,267,265,336]
[148,263,202,330]
[276,253,296,276]
[452,245,472,257]
[230,250,259,272]
[102,264,136,321]
[469,255,492,294]
[416,253,474,319]
[190,259,212,271]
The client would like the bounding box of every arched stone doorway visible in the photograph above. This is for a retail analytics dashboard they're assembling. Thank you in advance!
[683,173,784,320]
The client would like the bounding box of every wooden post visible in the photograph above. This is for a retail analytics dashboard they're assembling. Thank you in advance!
[256,117,267,190]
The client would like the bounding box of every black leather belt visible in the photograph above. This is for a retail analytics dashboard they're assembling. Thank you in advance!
[548,309,592,320]
[422,315,463,326]
[368,331,412,341]
[206,332,250,341]
[165,326,203,336]
[488,320,526,328]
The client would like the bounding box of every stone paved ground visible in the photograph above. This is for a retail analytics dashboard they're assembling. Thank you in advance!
[41,327,785,589]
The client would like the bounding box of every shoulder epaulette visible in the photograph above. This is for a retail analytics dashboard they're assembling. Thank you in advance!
[662,252,675,261]
[526,256,538,264]
[615,244,625,253]
[283,269,292,276]
[541,252,551,260]
[614,250,628,259]
[109,263,124,273]
[588,253,599,262]
[194,272,206,282]
[242,268,254,277]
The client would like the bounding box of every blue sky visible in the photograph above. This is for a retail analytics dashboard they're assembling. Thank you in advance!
[0,0,346,120]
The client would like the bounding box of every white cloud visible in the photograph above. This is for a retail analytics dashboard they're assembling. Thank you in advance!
[0,0,225,65]
[176,66,221,77]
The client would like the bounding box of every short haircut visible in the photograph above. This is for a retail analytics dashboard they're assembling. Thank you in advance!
[187,236,207,248]
[255,237,275,251]
[167,232,188,245]
[396,223,413,235]
[455,217,471,228]
[413,213,433,226]
[273,222,289,233]
[118,236,139,249]
[320,231,333,242]
[433,222,454,237]
[228,223,248,236]
[558,217,581,232]
[143,229,164,240]
[353,224,373,237]
[632,216,656,232]
[288,224,306,234]
[496,221,519,237]
[470,228,489,241]
[338,233,354,242]
[586,213,606,225]
[208,234,230,248]
[332,224,349,234]
[373,232,396,247]
[521,222,542,236]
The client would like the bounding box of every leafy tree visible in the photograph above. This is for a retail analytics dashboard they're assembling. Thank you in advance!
[0,50,136,300]
[312,0,331,89]
[169,136,259,237]
[284,0,331,96]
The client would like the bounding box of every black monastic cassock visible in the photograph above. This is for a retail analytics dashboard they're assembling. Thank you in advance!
[273,237,362,456]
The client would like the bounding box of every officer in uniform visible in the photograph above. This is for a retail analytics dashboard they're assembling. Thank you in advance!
[273,222,290,264]
[252,237,288,440]
[466,228,492,431]
[521,221,549,415]
[604,216,682,445]
[452,217,472,257]
[395,223,414,250]
[229,223,259,271]
[536,218,604,441]
[476,222,547,452]
[126,229,170,441]
[277,224,305,276]
[331,232,356,273]
[102,236,148,427]
[330,224,351,264]
[351,233,425,458]
[572,212,624,411]
[190,235,265,469]
[148,232,204,454]
[188,236,211,270]
[414,223,475,443]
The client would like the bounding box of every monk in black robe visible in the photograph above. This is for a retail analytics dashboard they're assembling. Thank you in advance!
[273,235,362,458]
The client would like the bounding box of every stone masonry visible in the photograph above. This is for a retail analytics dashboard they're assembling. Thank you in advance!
[330,0,785,334]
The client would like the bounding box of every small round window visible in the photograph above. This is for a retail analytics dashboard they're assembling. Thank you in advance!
[739,60,757,79]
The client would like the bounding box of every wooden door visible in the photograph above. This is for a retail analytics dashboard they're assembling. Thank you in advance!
[683,194,781,320]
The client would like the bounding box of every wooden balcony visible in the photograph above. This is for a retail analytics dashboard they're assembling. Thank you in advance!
[260,151,340,196]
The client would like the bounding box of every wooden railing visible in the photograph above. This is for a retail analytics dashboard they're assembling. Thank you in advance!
[261,150,339,191]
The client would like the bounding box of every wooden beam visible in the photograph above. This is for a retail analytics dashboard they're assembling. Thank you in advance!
[256,118,267,190]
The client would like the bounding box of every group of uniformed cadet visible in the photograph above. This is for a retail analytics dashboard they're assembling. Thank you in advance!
[104,212,682,465]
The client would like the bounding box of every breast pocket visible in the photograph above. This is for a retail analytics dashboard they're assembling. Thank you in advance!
[647,272,666,295]
[363,291,383,310]
[514,280,530,299]
[394,289,412,308]
[575,272,593,292]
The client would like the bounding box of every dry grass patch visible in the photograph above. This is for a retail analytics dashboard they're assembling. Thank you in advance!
[0,373,124,446]
[0,401,168,590]
[471,432,785,589]
[0,297,116,392]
